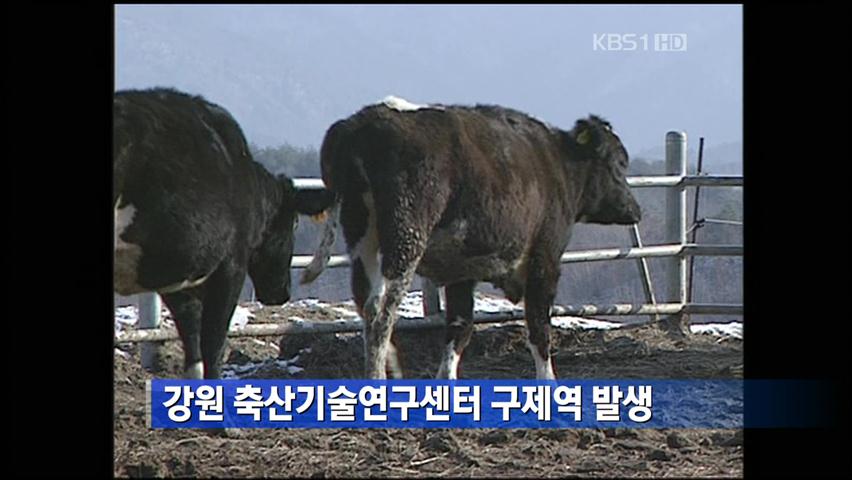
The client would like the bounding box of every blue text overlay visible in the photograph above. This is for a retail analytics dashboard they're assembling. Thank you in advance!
[148,379,744,429]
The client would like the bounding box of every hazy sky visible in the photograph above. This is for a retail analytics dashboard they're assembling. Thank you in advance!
[115,4,742,154]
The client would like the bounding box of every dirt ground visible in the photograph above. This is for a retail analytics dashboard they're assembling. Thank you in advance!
[114,301,743,478]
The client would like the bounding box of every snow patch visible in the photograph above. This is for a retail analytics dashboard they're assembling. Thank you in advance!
[229,305,255,331]
[332,307,359,318]
[115,294,743,341]
[114,306,139,334]
[243,301,264,312]
[114,302,255,333]
[474,294,523,314]
[221,352,305,379]
[691,322,742,339]
[551,316,622,330]
[397,290,425,318]
[289,298,329,309]
[250,337,280,352]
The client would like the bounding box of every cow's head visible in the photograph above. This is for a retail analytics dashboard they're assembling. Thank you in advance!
[568,116,641,225]
[248,178,335,305]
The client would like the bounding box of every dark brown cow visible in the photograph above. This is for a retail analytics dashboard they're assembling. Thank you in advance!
[303,96,641,379]
[114,88,334,379]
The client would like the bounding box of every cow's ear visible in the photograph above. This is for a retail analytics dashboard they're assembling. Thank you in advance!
[294,188,336,217]
[570,119,597,146]
[566,119,601,157]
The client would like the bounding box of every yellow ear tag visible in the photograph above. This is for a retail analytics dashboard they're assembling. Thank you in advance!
[576,129,591,145]
[310,210,329,223]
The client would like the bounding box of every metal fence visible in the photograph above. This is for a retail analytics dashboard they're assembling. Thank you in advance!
[116,131,743,368]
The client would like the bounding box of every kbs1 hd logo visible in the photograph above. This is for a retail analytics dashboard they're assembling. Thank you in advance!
[593,33,688,52]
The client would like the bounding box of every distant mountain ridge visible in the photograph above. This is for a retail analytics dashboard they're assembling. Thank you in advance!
[115,5,743,153]
[634,141,742,174]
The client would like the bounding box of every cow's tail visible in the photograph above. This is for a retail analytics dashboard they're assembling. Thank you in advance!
[300,113,377,284]
[300,117,358,285]
[300,197,340,285]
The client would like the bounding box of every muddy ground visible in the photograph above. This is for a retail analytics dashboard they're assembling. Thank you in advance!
[114,301,743,478]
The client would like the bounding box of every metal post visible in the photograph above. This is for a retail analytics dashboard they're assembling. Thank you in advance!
[138,292,163,370]
[663,131,689,335]
[242,278,255,303]
[687,137,705,304]
[629,223,659,323]
[421,277,441,317]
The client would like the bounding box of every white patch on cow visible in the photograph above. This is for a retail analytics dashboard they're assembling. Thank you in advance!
[184,361,204,379]
[157,274,210,294]
[114,197,145,294]
[381,95,427,111]
[381,95,445,113]
[114,196,209,295]
[386,342,403,379]
[526,338,556,380]
[352,192,386,306]
[369,264,387,302]
[351,186,412,379]
[436,340,461,380]
[114,196,135,248]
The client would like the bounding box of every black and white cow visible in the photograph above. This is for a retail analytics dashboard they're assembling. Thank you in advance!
[303,96,641,379]
[114,88,334,379]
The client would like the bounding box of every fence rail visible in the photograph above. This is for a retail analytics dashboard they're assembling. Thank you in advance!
[294,175,743,190]
[288,244,742,269]
[119,130,743,354]
[625,174,742,188]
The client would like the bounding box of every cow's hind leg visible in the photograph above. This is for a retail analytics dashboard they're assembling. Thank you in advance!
[365,261,425,379]
[343,155,449,378]
[198,260,247,379]
[436,280,476,379]
[346,193,424,379]
[524,253,561,380]
[345,194,436,378]
[369,166,449,379]
[346,193,384,326]
[345,192,398,378]
[161,290,204,378]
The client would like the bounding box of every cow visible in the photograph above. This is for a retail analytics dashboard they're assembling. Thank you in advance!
[302,96,641,380]
[114,87,334,379]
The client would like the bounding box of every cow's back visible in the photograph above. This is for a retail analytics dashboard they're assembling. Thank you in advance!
[324,104,567,192]
[114,88,255,196]
[321,103,577,290]
[114,89,262,293]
